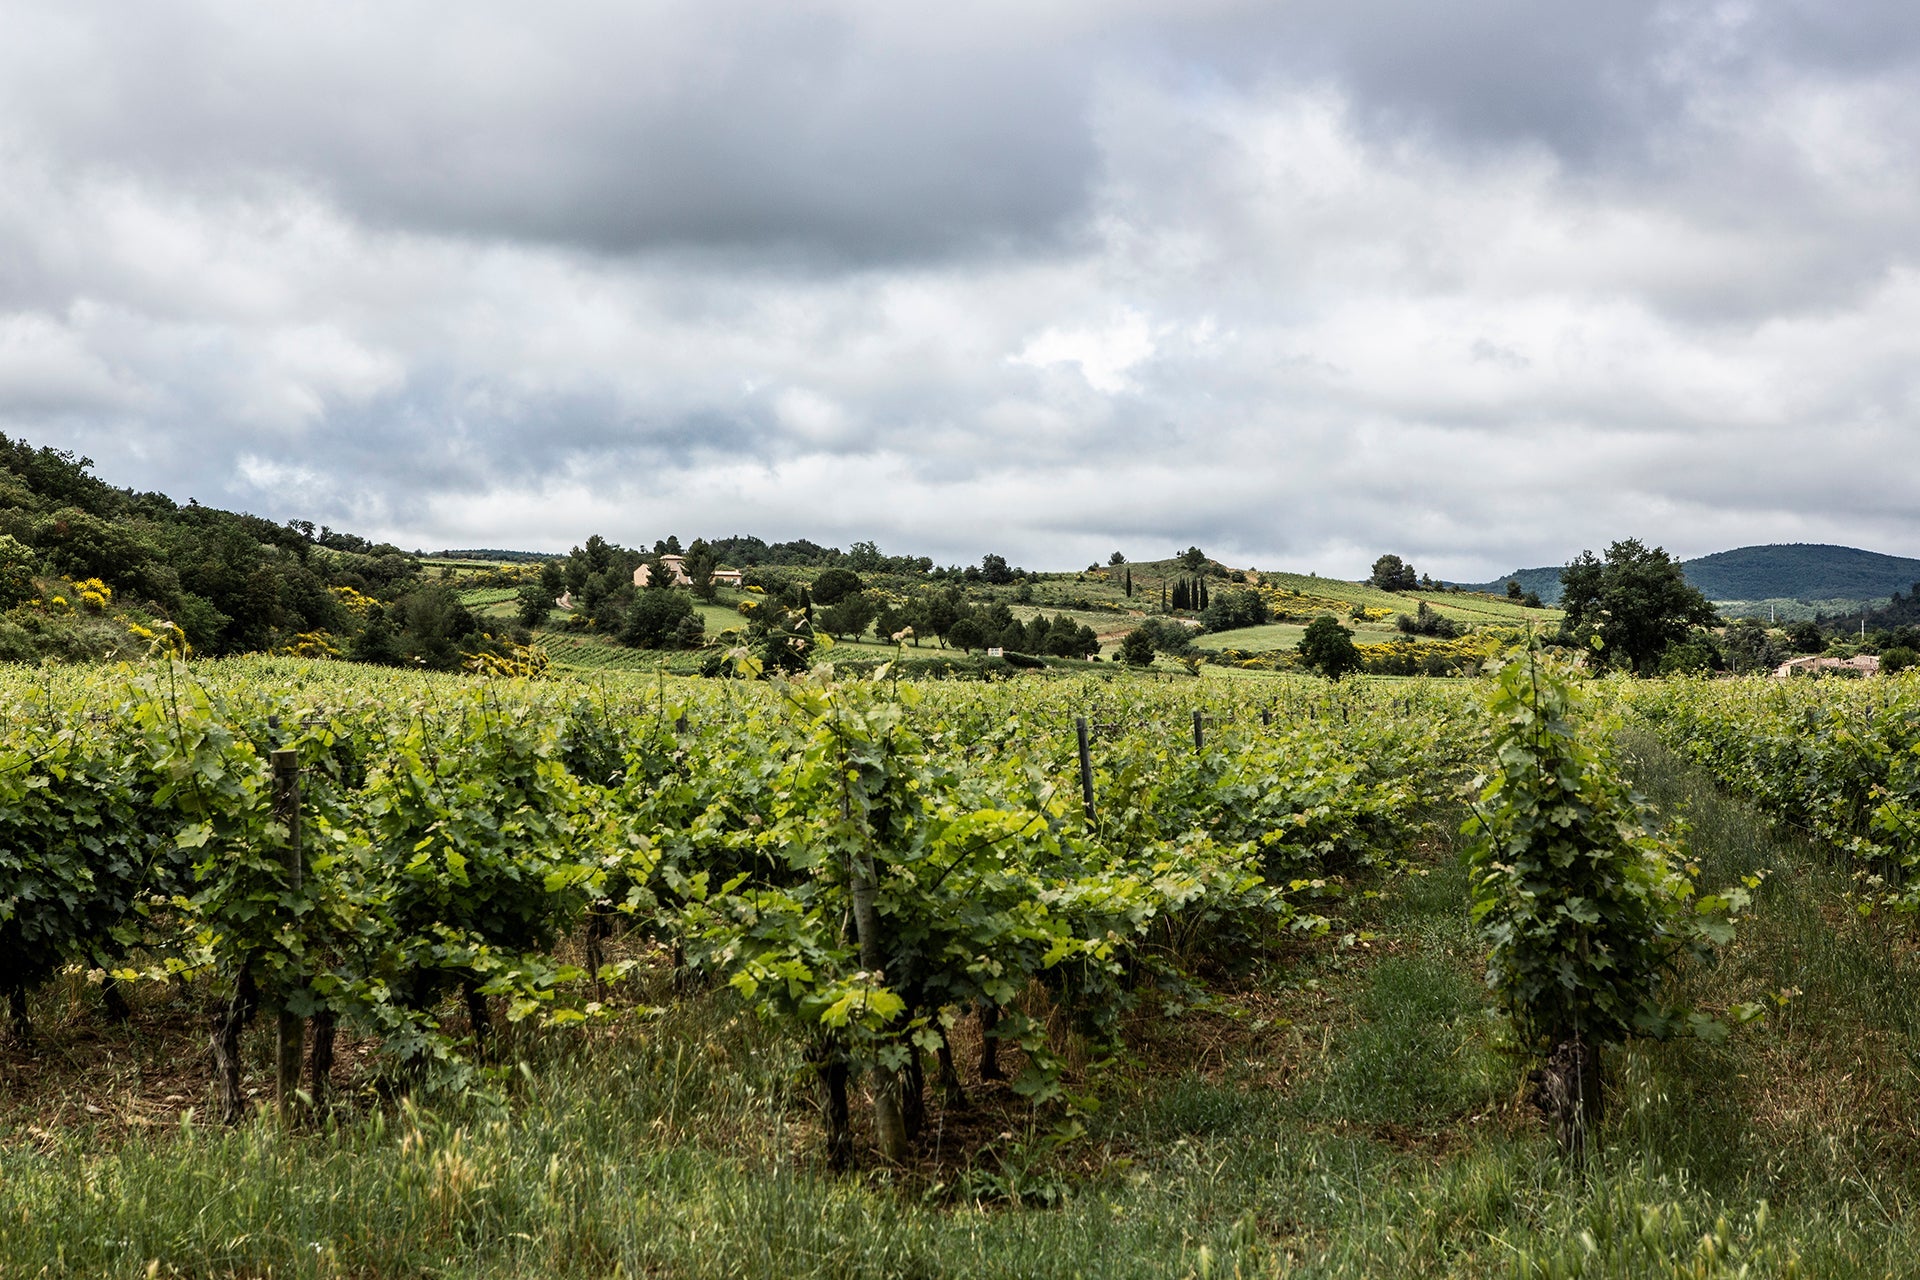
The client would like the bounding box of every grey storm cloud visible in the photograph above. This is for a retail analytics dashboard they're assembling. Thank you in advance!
[2,0,1919,577]
[1,1,1102,262]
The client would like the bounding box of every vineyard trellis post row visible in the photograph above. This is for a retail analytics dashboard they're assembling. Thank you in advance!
[270,747,304,1123]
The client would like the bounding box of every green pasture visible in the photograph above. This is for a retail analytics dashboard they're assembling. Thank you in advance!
[1192,621,1405,653]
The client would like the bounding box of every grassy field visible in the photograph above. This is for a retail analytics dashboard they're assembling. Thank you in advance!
[4,727,1917,1275]
[1252,572,1561,627]
[1192,621,1404,653]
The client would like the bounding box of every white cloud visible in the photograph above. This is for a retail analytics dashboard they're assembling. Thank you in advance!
[1014,309,1158,394]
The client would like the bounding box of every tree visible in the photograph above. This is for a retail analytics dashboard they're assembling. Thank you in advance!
[922,589,962,646]
[516,583,555,628]
[819,591,877,640]
[1559,540,1718,675]
[1199,589,1269,634]
[1297,615,1361,680]
[0,533,37,609]
[1109,551,1126,566]
[874,602,911,645]
[1507,580,1524,601]
[623,587,699,649]
[683,539,718,601]
[1785,620,1826,654]
[348,604,405,666]
[947,616,987,652]
[1179,546,1208,572]
[1370,555,1418,592]
[393,585,480,670]
[1044,614,1098,659]
[1721,620,1785,675]
[1658,635,1723,675]
[1124,567,1133,598]
[1118,628,1156,666]
[978,554,1016,586]
[811,567,863,606]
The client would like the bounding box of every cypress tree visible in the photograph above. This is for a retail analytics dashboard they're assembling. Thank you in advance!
[1125,567,1133,597]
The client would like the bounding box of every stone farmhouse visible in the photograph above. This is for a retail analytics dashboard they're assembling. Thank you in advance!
[1773,653,1882,678]
[633,554,744,589]
[556,556,747,609]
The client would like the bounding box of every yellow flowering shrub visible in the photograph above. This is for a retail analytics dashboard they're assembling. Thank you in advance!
[279,630,343,660]
[330,584,380,616]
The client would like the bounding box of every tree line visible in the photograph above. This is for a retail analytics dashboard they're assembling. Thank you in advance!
[0,432,516,667]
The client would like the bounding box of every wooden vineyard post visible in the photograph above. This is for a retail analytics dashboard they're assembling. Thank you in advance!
[271,748,304,1123]
[1192,709,1204,752]
[1261,708,1272,728]
[1074,716,1095,825]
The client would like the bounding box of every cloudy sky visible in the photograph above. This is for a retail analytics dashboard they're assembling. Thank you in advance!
[3,1,1917,578]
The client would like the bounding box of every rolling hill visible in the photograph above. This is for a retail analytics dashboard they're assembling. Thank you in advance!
[1457,543,1920,608]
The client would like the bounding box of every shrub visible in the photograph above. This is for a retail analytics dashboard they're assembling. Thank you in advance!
[1198,589,1268,633]
[1118,628,1156,667]
[1132,617,1197,656]
[1395,601,1461,639]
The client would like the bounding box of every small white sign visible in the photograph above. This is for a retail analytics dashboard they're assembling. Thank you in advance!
[987,647,1004,657]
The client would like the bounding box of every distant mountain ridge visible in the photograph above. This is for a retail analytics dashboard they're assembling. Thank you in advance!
[1456,544,1920,606]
